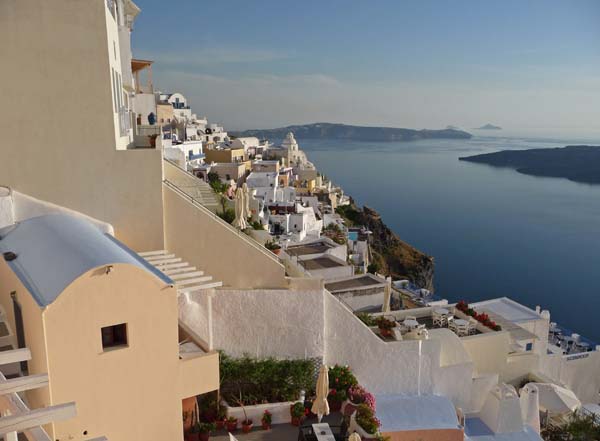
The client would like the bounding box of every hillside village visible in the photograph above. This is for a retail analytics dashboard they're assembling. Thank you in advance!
[0,1,599,441]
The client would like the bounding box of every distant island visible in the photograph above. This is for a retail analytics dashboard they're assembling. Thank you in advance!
[459,145,600,184]
[232,122,472,142]
[475,124,502,130]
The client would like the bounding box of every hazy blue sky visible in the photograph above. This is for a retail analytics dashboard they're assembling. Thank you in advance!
[132,1,600,133]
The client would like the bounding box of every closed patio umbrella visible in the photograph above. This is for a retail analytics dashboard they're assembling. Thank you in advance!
[311,364,330,422]
[228,433,239,441]
[232,186,248,230]
[382,277,392,313]
[524,383,581,415]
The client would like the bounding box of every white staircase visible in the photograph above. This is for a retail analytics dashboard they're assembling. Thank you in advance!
[139,250,223,292]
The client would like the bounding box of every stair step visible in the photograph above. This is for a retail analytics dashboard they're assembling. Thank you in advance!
[155,262,189,270]
[163,266,197,275]
[145,254,176,262]
[169,271,205,280]
[176,276,213,286]
[139,250,168,257]
[150,257,182,266]
[178,282,223,293]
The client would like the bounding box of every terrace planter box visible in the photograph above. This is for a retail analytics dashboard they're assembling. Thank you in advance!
[224,400,299,425]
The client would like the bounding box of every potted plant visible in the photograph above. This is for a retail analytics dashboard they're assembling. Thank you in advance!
[215,405,226,430]
[375,317,396,338]
[264,240,282,255]
[290,402,305,426]
[261,410,272,430]
[328,364,358,412]
[197,422,216,441]
[349,403,381,440]
[226,416,238,432]
[344,385,376,416]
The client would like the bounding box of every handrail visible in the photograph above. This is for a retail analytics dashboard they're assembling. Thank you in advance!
[163,179,283,265]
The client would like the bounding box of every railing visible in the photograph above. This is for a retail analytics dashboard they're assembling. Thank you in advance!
[118,106,130,137]
[162,178,282,265]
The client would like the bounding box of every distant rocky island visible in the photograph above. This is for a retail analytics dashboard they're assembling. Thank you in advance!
[475,124,502,130]
[459,145,600,184]
[233,122,472,142]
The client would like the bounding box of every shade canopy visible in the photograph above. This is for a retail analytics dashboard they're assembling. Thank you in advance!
[232,186,248,230]
[311,365,330,422]
[524,383,581,415]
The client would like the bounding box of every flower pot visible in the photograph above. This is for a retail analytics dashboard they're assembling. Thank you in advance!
[261,422,271,430]
[186,433,200,441]
[216,420,225,430]
[379,328,392,338]
[199,433,210,441]
[226,421,238,432]
[242,421,253,433]
[272,248,281,255]
[291,416,304,426]
[328,398,342,412]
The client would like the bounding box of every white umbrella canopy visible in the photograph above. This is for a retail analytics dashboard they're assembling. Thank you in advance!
[228,433,239,441]
[348,433,362,441]
[525,383,581,415]
[311,364,330,422]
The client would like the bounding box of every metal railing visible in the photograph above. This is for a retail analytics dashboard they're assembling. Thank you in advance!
[163,179,283,265]
[118,106,130,137]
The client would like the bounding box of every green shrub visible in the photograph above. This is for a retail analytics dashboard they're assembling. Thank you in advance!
[355,403,380,435]
[356,312,376,327]
[217,208,235,224]
[328,364,358,402]
[219,353,314,406]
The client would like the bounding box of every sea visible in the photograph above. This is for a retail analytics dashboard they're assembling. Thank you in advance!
[295,131,600,343]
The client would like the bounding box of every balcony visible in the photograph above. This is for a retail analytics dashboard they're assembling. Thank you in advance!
[178,324,219,398]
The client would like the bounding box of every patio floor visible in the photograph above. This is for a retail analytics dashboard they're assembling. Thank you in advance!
[212,413,343,441]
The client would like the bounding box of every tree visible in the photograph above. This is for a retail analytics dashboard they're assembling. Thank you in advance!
[542,412,600,441]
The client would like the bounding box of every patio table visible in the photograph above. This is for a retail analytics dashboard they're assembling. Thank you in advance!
[312,423,336,441]
[434,308,449,316]
[454,319,468,327]
[403,319,419,329]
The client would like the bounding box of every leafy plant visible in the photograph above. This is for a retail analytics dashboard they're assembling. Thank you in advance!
[375,316,396,331]
[217,208,235,224]
[290,402,305,418]
[219,353,314,406]
[355,403,381,435]
[328,364,358,402]
[348,385,376,411]
[261,410,272,425]
[264,240,281,251]
[356,312,376,327]
[542,411,600,440]
[196,422,216,434]
[367,262,380,274]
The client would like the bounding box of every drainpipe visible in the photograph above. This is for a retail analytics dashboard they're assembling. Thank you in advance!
[418,340,422,396]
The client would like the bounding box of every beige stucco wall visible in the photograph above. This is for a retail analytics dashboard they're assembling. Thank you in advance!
[0,262,51,412]
[0,0,165,252]
[163,183,287,289]
[42,264,182,441]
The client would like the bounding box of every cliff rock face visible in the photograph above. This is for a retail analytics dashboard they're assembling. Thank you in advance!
[337,204,434,291]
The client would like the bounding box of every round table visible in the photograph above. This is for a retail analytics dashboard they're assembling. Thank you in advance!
[454,319,468,326]
[403,319,419,329]
[434,308,449,316]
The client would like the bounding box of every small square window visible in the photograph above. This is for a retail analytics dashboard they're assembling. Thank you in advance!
[101,323,128,350]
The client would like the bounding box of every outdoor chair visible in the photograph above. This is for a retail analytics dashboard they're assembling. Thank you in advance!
[468,318,478,335]
[448,317,457,333]
[432,312,445,328]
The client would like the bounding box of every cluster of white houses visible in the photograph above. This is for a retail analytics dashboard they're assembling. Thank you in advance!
[1,1,599,441]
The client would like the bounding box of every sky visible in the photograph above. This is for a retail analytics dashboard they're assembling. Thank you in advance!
[132,0,600,134]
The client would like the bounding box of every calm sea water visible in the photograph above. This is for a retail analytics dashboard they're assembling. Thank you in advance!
[297,135,600,343]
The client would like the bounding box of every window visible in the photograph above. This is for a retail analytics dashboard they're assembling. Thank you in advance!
[101,323,128,350]
[525,342,533,351]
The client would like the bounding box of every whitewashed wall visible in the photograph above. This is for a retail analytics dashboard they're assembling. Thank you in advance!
[538,351,600,404]
[179,287,480,409]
